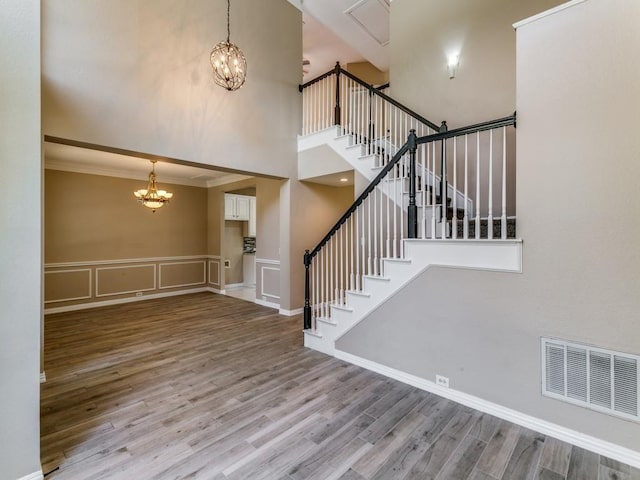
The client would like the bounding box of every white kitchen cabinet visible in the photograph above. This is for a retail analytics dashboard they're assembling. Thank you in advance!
[248,196,256,237]
[224,194,251,221]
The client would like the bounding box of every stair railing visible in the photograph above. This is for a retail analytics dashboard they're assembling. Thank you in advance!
[300,63,443,161]
[303,113,517,331]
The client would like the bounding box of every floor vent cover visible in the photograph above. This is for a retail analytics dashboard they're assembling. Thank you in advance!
[541,337,639,422]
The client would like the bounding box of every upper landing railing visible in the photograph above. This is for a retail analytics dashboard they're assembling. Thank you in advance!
[300,62,445,158]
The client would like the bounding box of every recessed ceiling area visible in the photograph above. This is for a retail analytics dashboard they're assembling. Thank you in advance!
[44,142,253,188]
[301,0,390,77]
[301,170,354,187]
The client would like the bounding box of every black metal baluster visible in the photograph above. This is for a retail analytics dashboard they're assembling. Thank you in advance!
[334,62,341,127]
[439,121,448,227]
[408,129,418,239]
[303,250,311,330]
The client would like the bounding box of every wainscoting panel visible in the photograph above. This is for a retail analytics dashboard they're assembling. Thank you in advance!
[208,257,221,288]
[256,258,280,306]
[159,261,206,289]
[44,268,92,304]
[44,256,220,313]
[96,264,156,297]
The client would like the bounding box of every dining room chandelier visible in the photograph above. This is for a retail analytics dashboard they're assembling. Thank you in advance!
[133,160,173,212]
[210,0,247,91]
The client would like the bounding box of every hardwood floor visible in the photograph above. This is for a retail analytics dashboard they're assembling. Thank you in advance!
[41,293,637,480]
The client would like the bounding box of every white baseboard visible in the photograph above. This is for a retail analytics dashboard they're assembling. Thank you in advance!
[255,298,279,310]
[225,283,245,289]
[44,287,210,314]
[206,287,225,294]
[279,307,304,316]
[40,371,46,384]
[334,349,640,469]
[16,471,43,480]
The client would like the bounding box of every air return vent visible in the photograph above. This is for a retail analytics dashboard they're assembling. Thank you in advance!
[541,338,639,422]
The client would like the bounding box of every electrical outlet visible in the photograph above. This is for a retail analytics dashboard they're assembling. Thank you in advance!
[135,292,143,297]
[436,375,449,388]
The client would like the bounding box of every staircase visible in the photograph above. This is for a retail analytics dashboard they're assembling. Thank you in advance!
[298,64,522,356]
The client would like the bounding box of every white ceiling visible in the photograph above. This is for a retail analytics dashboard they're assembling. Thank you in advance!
[44,142,252,188]
[301,0,390,79]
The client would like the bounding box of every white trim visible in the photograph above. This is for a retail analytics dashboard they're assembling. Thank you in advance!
[260,266,280,300]
[513,0,587,29]
[43,268,92,303]
[44,160,210,188]
[279,307,303,316]
[44,287,209,314]
[45,255,215,268]
[334,349,640,469]
[158,261,206,289]
[225,282,245,289]
[255,258,280,266]
[255,298,280,310]
[40,371,46,383]
[206,287,225,295]
[206,173,254,188]
[15,471,43,480]
[95,264,156,297]
[208,259,221,287]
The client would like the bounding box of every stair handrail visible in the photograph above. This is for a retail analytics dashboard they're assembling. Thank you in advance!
[299,62,442,133]
[303,112,517,329]
[303,136,412,329]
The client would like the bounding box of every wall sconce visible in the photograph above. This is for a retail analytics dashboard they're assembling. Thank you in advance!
[447,54,459,79]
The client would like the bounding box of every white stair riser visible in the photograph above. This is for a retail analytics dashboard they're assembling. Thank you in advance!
[304,331,334,355]
[306,241,522,356]
[345,292,371,311]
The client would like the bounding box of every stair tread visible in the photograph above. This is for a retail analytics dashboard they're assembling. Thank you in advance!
[317,317,337,325]
[346,290,371,297]
[382,257,411,263]
[331,303,353,312]
[303,328,322,338]
[362,274,391,282]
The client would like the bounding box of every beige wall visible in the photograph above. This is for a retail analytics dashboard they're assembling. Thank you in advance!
[339,0,640,453]
[346,61,389,86]
[224,221,245,285]
[280,181,354,310]
[42,0,301,179]
[45,170,208,262]
[44,170,211,308]
[0,1,42,478]
[390,0,563,128]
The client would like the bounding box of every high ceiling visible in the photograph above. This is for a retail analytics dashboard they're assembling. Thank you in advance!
[294,0,390,80]
[46,1,389,185]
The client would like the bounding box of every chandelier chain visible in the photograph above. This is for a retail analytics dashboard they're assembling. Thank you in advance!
[226,0,230,43]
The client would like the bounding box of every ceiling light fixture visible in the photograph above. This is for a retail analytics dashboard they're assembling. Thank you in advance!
[340,178,348,182]
[133,161,173,213]
[447,54,459,79]
[210,0,247,91]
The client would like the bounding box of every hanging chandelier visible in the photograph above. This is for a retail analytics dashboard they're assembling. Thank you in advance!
[210,0,247,91]
[133,161,173,212]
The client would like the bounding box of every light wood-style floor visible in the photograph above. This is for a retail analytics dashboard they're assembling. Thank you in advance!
[41,293,638,480]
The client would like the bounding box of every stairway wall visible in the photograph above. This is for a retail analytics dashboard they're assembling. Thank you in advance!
[338,0,640,454]
[0,2,42,479]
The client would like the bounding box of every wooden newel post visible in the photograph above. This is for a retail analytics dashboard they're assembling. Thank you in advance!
[407,129,418,239]
[334,62,341,126]
[303,250,311,330]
